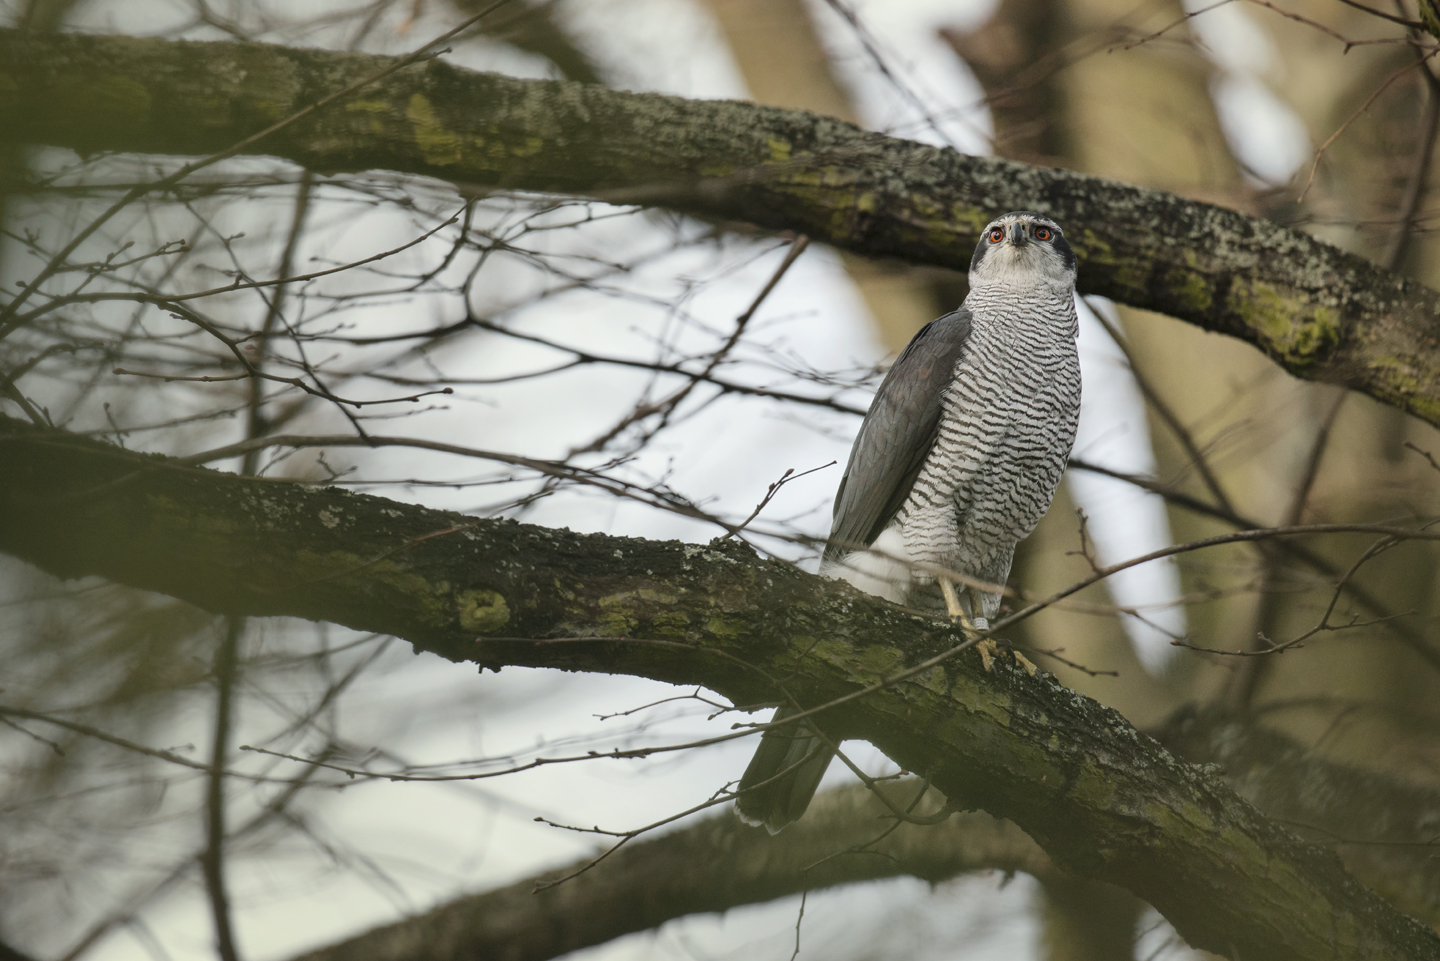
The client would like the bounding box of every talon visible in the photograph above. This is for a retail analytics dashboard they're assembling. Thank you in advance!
[940,579,981,634]
[1013,650,1038,677]
[976,637,998,672]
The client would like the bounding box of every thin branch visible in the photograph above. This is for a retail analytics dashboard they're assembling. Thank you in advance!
[0,703,290,783]
[0,366,47,426]
[202,618,243,961]
[1297,48,1440,201]
[1381,50,1440,270]
[10,206,460,329]
[1068,457,1440,671]
[1242,0,1432,51]
[530,739,843,891]
[1337,0,1426,29]
[569,234,810,456]
[0,2,513,338]
[1228,388,1347,707]
[5,421,1440,958]
[1083,299,1236,515]
[733,460,836,536]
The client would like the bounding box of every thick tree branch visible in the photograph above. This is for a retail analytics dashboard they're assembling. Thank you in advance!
[291,707,1440,961]
[1158,708,1440,932]
[291,781,1058,961]
[3,32,1440,423]
[293,715,1440,961]
[0,415,1436,960]
[286,715,1440,961]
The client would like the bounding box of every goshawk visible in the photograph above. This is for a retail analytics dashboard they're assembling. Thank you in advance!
[736,211,1082,833]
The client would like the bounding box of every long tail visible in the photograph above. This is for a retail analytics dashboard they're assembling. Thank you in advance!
[734,706,835,834]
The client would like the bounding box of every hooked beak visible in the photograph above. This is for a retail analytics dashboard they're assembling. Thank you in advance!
[1009,222,1029,247]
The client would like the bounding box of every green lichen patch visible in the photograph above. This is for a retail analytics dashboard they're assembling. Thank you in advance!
[1367,356,1440,423]
[405,92,467,167]
[595,588,681,635]
[599,587,678,609]
[847,641,908,680]
[291,548,465,632]
[345,98,390,135]
[948,204,990,236]
[705,614,747,638]
[513,135,544,158]
[1167,265,1213,314]
[457,589,510,634]
[648,611,691,636]
[1069,228,1115,268]
[1229,281,1340,371]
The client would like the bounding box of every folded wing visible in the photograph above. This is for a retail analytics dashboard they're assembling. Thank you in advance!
[825,310,974,562]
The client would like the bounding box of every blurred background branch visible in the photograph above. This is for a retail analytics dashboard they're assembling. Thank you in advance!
[3,1,1440,960]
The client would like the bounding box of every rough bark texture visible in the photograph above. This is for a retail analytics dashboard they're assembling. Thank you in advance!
[292,781,1055,961]
[1158,708,1440,934]
[0,415,1437,960]
[3,32,1440,423]
[285,717,1440,961]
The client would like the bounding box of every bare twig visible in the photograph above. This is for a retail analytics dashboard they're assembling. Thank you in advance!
[570,234,811,456]
[1068,458,1440,672]
[790,889,808,961]
[1119,0,1236,51]
[1068,507,1104,575]
[0,366,46,426]
[1028,647,1121,678]
[0,1,514,337]
[733,460,837,536]
[1381,45,1440,270]
[1298,49,1440,202]
[202,618,243,961]
[1337,0,1426,29]
[1228,388,1347,707]
[1242,0,1431,51]
[1405,441,1440,474]
[1083,299,1237,515]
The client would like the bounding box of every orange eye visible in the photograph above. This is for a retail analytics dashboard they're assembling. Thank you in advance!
[1035,226,1052,241]
[988,227,1004,243]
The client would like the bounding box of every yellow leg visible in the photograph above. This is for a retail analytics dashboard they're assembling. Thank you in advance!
[964,585,1037,678]
[965,585,999,672]
[938,578,973,629]
[940,579,998,672]
[1011,649,1039,677]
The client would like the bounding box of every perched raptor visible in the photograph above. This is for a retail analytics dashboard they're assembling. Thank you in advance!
[735,211,1082,833]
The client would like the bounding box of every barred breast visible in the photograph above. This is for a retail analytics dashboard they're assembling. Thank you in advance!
[896,287,1081,617]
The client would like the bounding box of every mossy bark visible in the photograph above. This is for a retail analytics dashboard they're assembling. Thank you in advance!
[292,781,1055,961]
[2,31,1440,424]
[0,414,1436,960]
[1158,708,1440,934]
[290,720,1440,961]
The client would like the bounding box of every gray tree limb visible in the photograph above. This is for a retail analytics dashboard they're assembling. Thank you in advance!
[3,32,1440,424]
[1158,707,1440,933]
[291,781,1058,961]
[286,714,1440,961]
[0,414,1437,960]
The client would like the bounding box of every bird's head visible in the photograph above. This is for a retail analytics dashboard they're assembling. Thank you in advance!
[968,211,1076,292]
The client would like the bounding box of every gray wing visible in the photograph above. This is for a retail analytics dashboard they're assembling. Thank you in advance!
[825,309,973,562]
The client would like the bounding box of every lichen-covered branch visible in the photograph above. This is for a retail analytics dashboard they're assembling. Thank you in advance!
[291,714,1440,961]
[3,32,1440,423]
[0,415,1436,960]
[291,781,1057,961]
[1159,708,1440,931]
